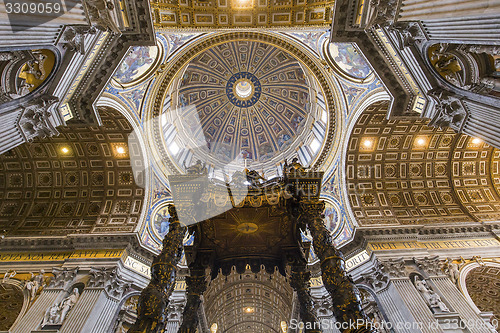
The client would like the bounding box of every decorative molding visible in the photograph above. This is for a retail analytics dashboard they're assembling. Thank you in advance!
[47,267,78,290]
[413,256,444,277]
[359,260,390,292]
[380,258,406,278]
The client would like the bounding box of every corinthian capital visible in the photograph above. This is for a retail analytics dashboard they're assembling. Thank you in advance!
[19,94,59,142]
[413,256,444,276]
[428,90,468,132]
[360,260,390,292]
[47,267,79,289]
[380,258,406,278]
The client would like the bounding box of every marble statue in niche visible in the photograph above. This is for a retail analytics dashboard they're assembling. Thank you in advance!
[413,276,450,313]
[41,288,80,327]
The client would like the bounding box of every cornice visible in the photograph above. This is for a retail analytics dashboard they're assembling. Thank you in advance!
[340,222,500,255]
[0,233,157,261]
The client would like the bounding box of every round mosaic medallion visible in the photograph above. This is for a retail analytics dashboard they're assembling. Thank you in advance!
[226,72,261,107]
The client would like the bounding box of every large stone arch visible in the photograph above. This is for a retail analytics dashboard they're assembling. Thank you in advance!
[0,107,146,235]
[345,100,500,226]
[0,281,27,331]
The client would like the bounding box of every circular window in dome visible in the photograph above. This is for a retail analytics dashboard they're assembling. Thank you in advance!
[235,79,253,99]
[162,40,329,178]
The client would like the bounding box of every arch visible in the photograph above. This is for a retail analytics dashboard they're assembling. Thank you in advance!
[0,281,27,331]
[345,100,500,226]
[0,107,146,235]
[459,262,500,322]
[339,91,391,231]
[203,269,293,333]
[0,47,60,105]
[108,292,140,333]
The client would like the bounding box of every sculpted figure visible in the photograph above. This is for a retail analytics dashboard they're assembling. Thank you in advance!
[414,276,432,303]
[59,288,80,323]
[429,292,450,312]
[41,302,61,327]
[26,269,46,299]
[446,258,461,285]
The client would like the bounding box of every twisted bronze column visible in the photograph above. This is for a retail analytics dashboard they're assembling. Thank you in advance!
[128,205,186,333]
[290,262,321,333]
[178,264,207,333]
[300,201,373,333]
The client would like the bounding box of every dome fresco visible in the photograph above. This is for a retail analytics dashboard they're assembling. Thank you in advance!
[164,40,327,175]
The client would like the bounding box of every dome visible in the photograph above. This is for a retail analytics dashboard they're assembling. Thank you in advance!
[160,39,330,178]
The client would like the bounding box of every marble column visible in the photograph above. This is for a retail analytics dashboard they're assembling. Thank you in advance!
[11,267,78,333]
[391,278,442,333]
[430,276,492,333]
[72,267,131,333]
[128,205,186,333]
[10,289,60,333]
[376,284,421,333]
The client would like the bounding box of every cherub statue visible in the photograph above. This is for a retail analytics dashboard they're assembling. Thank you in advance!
[2,270,16,283]
[41,302,61,327]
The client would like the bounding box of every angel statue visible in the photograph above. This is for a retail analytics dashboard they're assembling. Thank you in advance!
[25,269,46,300]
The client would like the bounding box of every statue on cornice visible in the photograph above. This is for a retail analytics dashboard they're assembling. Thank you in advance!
[83,0,121,34]
[366,0,398,29]
[2,270,16,284]
[443,257,464,285]
[25,269,46,300]
[245,169,265,187]
[184,159,208,176]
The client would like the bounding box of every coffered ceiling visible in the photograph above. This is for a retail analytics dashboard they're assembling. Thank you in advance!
[346,101,500,226]
[0,108,145,236]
